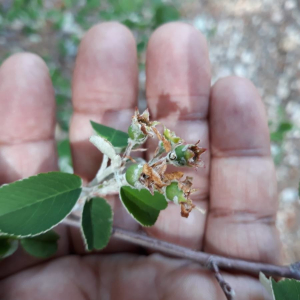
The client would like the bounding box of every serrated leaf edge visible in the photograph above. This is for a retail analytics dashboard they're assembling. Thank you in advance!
[0,172,82,237]
[0,188,81,238]
[0,172,82,217]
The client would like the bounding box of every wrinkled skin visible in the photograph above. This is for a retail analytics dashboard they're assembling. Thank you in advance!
[0,22,282,299]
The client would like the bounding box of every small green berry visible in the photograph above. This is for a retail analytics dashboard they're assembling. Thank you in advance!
[165,182,187,204]
[128,124,146,142]
[167,145,192,166]
[168,144,206,167]
[125,163,143,187]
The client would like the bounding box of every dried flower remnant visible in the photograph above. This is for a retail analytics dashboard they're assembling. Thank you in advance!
[90,107,206,219]
[168,141,206,168]
[126,109,205,217]
[128,108,159,144]
[152,127,172,153]
[140,163,167,194]
[164,176,202,218]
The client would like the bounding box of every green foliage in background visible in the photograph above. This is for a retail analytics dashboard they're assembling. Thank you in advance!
[0,0,181,165]
[269,106,293,165]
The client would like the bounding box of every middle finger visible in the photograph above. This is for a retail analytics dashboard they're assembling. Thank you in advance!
[145,23,211,250]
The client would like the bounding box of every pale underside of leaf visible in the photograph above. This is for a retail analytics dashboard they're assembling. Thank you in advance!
[259,272,275,299]
[89,135,116,160]
[90,121,129,149]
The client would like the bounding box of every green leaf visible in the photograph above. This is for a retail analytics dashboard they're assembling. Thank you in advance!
[153,4,180,28]
[260,273,300,300]
[57,139,73,173]
[0,172,82,237]
[0,238,18,259]
[272,278,300,300]
[270,121,293,143]
[81,197,113,251]
[278,122,293,132]
[270,131,284,142]
[90,121,129,150]
[120,186,168,226]
[117,0,143,12]
[20,230,59,258]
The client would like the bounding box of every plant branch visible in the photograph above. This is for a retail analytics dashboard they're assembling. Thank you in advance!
[210,260,235,299]
[63,217,300,281]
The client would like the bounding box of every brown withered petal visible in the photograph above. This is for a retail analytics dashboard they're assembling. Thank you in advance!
[124,156,136,163]
[137,108,151,125]
[152,127,172,153]
[140,124,148,135]
[180,202,195,218]
[178,176,193,194]
[163,171,184,183]
[142,163,165,189]
[155,162,167,177]
[190,141,206,164]
[162,137,172,153]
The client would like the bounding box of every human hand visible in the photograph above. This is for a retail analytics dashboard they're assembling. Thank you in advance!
[0,22,282,299]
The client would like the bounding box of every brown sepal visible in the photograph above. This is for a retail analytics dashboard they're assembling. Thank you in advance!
[152,127,172,152]
[163,171,184,183]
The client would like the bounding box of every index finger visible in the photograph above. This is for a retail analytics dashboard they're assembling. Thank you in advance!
[70,22,138,181]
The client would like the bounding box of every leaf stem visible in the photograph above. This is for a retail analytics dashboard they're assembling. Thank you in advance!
[62,217,300,281]
[97,166,114,183]
[96,154,108,181]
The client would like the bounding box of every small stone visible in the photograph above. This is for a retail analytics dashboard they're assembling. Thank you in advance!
[284,0,296,10]
[234,64,247,77]
[271,10,284,23]
[280,188,299,203]
[28,34,41,44]
[277,78,290,99]
[241,51,255,64]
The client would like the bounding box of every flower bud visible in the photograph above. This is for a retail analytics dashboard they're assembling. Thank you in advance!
[125,163,143,187]
[163,127,182,144]
[165,182,187,204]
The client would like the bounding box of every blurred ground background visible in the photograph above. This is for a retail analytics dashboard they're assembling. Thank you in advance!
[0,0,300,264]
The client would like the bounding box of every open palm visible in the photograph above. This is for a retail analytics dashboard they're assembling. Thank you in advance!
[0,22,282,299]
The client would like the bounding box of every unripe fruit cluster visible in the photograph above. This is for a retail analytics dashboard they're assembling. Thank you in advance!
[125,164,187,204]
